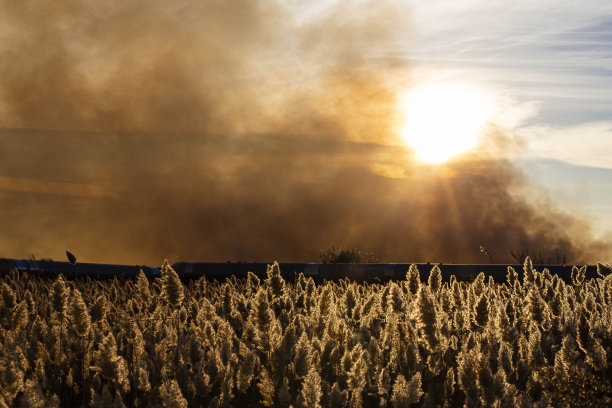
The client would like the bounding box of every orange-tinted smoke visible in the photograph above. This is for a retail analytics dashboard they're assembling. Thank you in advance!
[0,0,608,264]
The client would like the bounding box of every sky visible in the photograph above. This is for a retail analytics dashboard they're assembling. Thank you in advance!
[0,0,610,265]
[405,0,612,234]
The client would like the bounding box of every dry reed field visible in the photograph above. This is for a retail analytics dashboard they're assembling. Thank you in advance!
[0,260,611,407]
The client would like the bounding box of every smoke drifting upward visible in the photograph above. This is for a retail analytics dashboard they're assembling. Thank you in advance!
[0,0,407,141]
[0,0,609,264]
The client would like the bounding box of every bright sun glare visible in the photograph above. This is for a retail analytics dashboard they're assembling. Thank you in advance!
[401,83,496,164]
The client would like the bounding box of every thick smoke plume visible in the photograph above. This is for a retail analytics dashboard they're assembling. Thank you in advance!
[0,0,609,264]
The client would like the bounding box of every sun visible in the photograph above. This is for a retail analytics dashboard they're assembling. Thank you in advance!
[400,82,496,164]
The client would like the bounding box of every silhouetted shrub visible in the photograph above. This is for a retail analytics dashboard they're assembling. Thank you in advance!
[319,245,377,263]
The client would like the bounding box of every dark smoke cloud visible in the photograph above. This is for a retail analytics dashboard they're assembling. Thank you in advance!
[0,0,609,264]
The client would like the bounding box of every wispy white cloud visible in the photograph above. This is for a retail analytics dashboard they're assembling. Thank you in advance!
[518,121,612,169]
[406,0,612,126]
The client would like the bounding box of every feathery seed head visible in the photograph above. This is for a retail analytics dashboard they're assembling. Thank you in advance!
[390,373,423,407]
[473,293,489,328]
[523,256,534,286]
[20,379,45,408]
[417,286,438,351]
[0,356,24,404]
[68,289,90,337]
[246,271,260,293]
[158,379,188,408]
[473,272,485,297]
[293,333,312,379]
[527,289,545,327]
[406,264,420,295]
[50,275,68,317]
[428,265,442,294]
[576,309,591,354]
[257,369,275,407]
[136,270,151,299]
[90,294,109,323]
[330,382,348,408]
[506,267,518,287]
[571,265,586,286]
[265,261,285,298]
[161,260,184,308]
[301,367,322,408]
[1,282,15,310]
[252,288,273,333]
[597,262,612,278]
[388,282,406,314]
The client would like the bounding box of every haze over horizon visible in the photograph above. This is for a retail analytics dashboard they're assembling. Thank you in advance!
[0,0,611,265]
